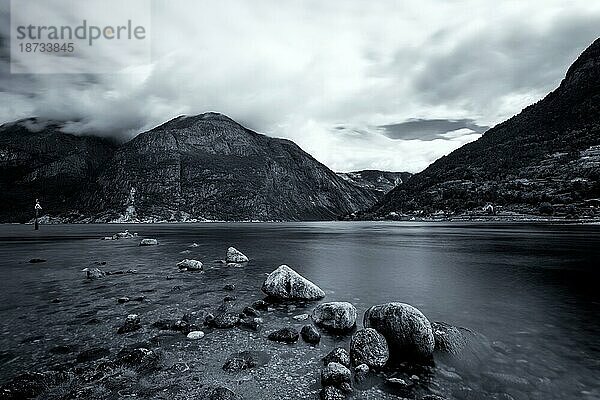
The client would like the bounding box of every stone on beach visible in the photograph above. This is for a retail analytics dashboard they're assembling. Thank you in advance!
[212,312,240,329]
[267,327,299,343]
[312,302,357,332]
[350,328,389,368]
[321,362,352,387]
[176,259,203,271]
[323,348,351,368]
[222,351,269,372]
[261,265,325,300]
[363,302,435,359]
[301,325,321,344]
[320,386,347,400]
[139,238,158,246]
[226,247,249,263]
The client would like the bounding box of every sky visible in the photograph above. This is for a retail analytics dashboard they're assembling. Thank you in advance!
[1,0,599,172]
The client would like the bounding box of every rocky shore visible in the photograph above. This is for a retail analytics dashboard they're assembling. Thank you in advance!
[0,231,537,399]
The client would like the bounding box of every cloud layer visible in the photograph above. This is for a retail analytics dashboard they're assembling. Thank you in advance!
[1,0,599,172]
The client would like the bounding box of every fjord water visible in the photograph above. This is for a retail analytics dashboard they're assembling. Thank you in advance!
[0,222,598,399]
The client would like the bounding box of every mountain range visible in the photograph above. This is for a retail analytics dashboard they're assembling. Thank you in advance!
[0,113,388,223]
[366,38,600,219]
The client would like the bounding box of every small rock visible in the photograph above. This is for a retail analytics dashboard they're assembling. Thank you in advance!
[166,275,175,280]
[212,312,240,329]
[320,386,346,400]
[82,267,105,280]
[242,306,260,317]
[223,295,236,302]
[117,314,141,334]
[293,313,309,321]
[187,331,205,340]
[115,347,159,371]
[301,325,321,344]
[312,302,357,332]
[323,347,351,368]
[226,247,249,263]
[222,351,269,372]
[261,265,325,300]
[354,364,369,382]
[224,284,236,291]
[321,362,352,386]
[153,319,175,330]
[139,238,158,246]
[268,327,299,343]
[29,258,46,263]
[204,313,215,326]
[431,322,469,354]
[240,317,262,331]
[350,328,389,368]
[251,300,269,310]
[176,259,203,271]
[50,298,61,303]
[386,377,410,388]
[117,297,130,304]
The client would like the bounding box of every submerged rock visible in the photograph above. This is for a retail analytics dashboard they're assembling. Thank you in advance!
[117,314,142,334]
[350,328,389,368]
[312,302,357,332]
[242,306,260,317]
[363,302,434,359]
[321,362,352,386]
[224,284,236,291]
[226,247,248,263]
[268,327,299,343]
[301,325,321,344]
[261,265,325,300]
[116,347,160,371]
[222,351,269,372]
[139,238,158,246]
[82,267,106,280]
[431,322,469,354]
[176,259,203,271]
[28,258,46,263]
[251,300,269,310]
[323,348,351,368]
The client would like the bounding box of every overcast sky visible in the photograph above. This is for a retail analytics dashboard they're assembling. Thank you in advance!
[1,0,599,172]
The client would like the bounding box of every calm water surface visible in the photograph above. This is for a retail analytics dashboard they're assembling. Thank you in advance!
[0,222,598,399]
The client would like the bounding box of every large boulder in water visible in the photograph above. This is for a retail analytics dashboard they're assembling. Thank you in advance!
[261,265,325,300]
[350,328,389,368]
[363,302,434,359]
[312,302,357,332]
[226,247,248,263]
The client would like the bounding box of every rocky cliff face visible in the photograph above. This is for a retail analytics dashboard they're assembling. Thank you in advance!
[0,119,116,222]
[367,38,600,219]
[0,113,375,222]
[337,170,412,198]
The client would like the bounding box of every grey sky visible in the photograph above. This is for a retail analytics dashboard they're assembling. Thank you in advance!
[1,0,599,172]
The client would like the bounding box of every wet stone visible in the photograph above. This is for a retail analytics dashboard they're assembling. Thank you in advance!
[301,325,321,344]
[323,348,351,368]
[268,327,299,343]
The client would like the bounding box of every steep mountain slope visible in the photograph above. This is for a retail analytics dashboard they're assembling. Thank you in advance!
[369,38,600,218]
[0,119,117,223]
[83,113,376,221]
[337,170,412,198]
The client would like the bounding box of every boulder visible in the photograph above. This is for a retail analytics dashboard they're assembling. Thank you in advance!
[226,247,248,263]
[139,238,158,246]
[261,265,325,301]
[301,325,321,344]
[82,267,105,280]
[176,259,203,271]
[323,347,351,368]
[431,322,468,354]
[354,364,369,382]
[363,302,434,359]
[312,302,357,332]
[350,328,389,368]
[321,362,352,386]
[267,327,299,343]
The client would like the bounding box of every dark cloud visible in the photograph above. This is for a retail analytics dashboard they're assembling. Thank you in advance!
[378,119,489,141]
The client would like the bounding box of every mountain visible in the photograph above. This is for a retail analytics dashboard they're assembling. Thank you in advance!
[0,113,377,222]
[0,119,116,222]
[337,170,412,198]
[368,38,600,219]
